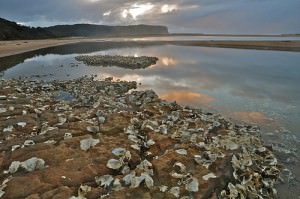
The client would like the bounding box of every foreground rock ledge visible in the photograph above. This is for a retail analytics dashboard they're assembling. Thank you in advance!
[0,77,279,199]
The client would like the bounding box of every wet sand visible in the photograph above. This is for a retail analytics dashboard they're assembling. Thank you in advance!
[0,38,300,58]
[0,39,82,58]
[167,40,300,52]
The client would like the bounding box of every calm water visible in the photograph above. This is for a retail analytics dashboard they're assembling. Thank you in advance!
[119,35,300,41]
[0,42,300,197]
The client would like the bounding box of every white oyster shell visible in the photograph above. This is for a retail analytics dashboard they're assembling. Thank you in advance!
[175,149,187,155]
[130,175,145,188]
[130,144,140,151]
[123,172,136,186]
[170,171,185,179]
[57,116,67,125]
[3,125,13,133]
[80,137,100,151]
[128,135,139,143]
[174,162,186,173]
[70,185,91,199]
[169,186,180,198]
[112,178,123,191]
[86,126,99,133]
[106,159,122,170]
[0,95,7,100]
[11,145,20,151]
[141,172,154,189]
[8,161,21,173]
[112,148,126,157]
[98,116,106,124]
[194,155,202,164]
[159,185,168,192]
[95,174,114,188]
[159,125,168,134]
[185,177,199,192]
[17,122,27,128]
[146,139,155,146]
[121,165,130,175]
[21,157,45,172]
[64,133,72,139]
[202,172,217,181]
[24,140,35,146]
[0,108,7,113]
[8,157,46,173]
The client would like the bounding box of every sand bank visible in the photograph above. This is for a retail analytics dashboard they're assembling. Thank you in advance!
[0,38,300,58]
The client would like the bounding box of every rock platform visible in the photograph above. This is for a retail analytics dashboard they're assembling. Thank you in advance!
[0,77,280,198]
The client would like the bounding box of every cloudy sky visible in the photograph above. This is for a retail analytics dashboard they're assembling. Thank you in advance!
[0,0,300,34]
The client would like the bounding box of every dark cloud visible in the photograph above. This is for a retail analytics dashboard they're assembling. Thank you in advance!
[0,0,299,33]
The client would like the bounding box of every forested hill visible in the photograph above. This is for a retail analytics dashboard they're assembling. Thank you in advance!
[44,24,168,37]
[0,17,169,40]
[0,18,54,40]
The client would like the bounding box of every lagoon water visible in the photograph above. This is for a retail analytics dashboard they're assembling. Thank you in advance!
[1,41,300,197]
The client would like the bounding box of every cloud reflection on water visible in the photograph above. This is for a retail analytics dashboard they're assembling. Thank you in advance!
[230,111,279,129]
[161,91,215,107]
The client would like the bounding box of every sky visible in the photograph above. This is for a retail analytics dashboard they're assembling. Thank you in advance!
[0,0,300,34]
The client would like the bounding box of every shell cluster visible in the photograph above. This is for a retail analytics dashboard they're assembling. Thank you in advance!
[6,157,45,174]
[75,55,158,69]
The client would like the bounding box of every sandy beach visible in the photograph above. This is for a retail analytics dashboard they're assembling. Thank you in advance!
[0,39,82,58]
[0,37,300,58]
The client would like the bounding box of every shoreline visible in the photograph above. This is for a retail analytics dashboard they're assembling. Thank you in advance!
[0,38,300,58]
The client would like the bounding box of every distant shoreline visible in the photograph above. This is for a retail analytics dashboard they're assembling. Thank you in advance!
[0,36,300,58]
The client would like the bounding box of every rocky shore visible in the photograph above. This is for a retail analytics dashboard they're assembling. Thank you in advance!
[0,77,280,198]
[75,55,159,69]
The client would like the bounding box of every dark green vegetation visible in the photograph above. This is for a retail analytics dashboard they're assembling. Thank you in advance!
[44,24,168,38]
[0,17,168,40]
[75,55,159,69]
[0,18,54,40]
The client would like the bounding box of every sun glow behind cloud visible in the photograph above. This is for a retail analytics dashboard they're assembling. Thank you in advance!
[122,3,154,20]
[103,10,111,16]
[161,4,178,13]
[88,0,101,3]
[161,57,177,66]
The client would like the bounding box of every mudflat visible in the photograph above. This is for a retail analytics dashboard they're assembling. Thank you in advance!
[168,40,300,52]
[0,37,300,58]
